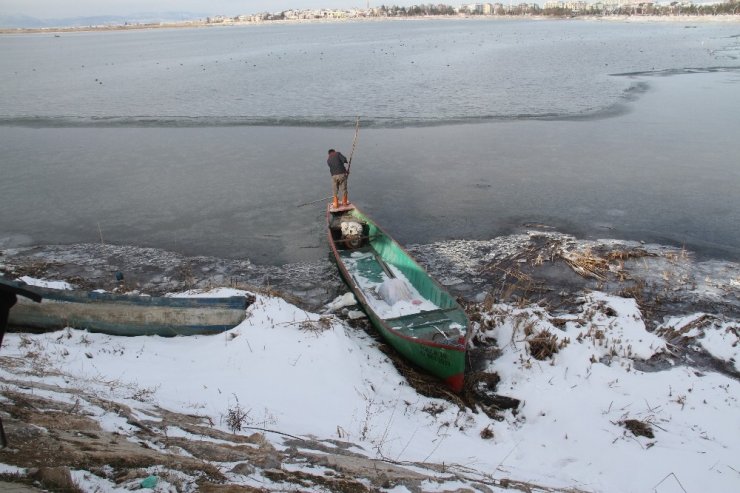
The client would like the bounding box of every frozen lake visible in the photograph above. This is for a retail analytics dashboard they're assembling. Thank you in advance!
[1,20,739,264]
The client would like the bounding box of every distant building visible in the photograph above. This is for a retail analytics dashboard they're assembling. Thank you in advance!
[466,3,484,14]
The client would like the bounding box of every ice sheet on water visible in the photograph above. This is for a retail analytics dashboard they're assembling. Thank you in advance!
[1,229,738,321]
[409,230,740,317]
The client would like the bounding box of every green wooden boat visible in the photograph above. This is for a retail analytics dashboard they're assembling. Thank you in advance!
[327,203,469,392]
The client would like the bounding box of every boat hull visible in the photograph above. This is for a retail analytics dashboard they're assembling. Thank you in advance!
[7,284,250,337]
[327,204,469,392]
[365,307,467,392]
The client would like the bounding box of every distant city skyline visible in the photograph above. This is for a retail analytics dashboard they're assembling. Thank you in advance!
[0,1,414,19]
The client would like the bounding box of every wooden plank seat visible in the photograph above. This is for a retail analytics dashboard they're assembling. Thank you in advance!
[387,307,467,342]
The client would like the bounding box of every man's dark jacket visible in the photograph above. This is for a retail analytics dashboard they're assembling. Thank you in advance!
[327,152,348,176]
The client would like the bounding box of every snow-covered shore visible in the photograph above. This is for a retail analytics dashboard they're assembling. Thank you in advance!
[1,256,738,492]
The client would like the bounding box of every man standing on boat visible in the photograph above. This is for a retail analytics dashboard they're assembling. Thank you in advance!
[327,149,350,208]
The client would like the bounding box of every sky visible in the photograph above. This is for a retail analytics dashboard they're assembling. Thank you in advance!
[0,1,408,19]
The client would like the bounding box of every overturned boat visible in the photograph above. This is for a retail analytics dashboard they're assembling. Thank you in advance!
[3,278,251,337]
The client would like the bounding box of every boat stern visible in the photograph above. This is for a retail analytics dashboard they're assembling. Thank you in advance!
[445,372,465,393]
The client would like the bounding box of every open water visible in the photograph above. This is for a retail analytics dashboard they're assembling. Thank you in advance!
[1,19,739,265]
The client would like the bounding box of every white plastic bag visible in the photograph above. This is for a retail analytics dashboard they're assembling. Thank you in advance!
[377,278,413,306]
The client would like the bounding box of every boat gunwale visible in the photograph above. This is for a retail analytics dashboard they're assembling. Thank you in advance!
[7,283,249,310]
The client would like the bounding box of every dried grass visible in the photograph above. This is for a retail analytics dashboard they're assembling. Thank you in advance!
[527,329,561,360]
[621,419,655,439]
[29,467,85,493]
[655,314,727,348]
[223,396,251,434]
[297,316,332,334]
[558,247,610,281]
[480,426,494,439]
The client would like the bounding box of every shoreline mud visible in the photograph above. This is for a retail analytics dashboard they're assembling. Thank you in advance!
[3,229,738,326]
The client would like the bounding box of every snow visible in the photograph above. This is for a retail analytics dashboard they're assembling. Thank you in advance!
[342,250,440,318]
[18,275,72,290]
[658,313,740,372]
[0,464,25,475]
[324,292,357,312]
[1,281,739,492]
[473,294,737,491]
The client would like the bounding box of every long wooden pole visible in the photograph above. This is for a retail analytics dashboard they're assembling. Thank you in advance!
[347,116,360,174]
[296,195,333,208]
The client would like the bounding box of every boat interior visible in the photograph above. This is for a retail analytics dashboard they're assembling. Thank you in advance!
[330,209,466,346]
